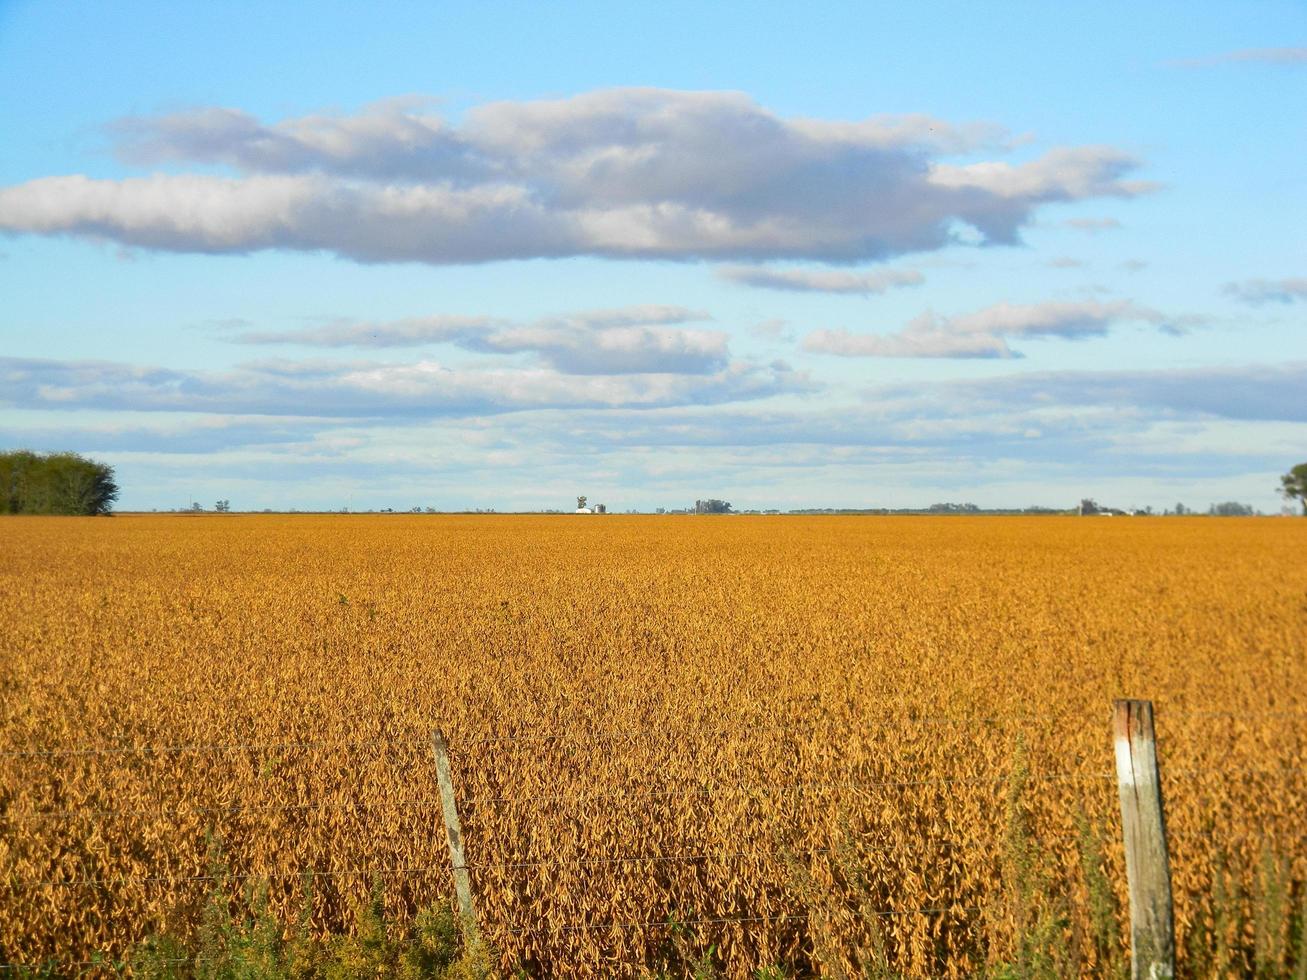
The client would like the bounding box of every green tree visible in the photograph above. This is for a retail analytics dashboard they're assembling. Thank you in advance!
[0,450,119,515]
[1281,463,1307,515]
[695,498,732,514]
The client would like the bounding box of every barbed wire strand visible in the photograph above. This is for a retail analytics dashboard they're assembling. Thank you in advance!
[0,837,1086,891]
[466,763,1307,807]
[1,737,427,760]
[507,904,984,935]
[7,704,1305,758]
[6,797,445,822]
[461,771,1120,807]
[0,934,440,973]
[4,772,1109,822]
[6,864,449,891]
[15,763,1304,824]
[468,847,833,871]
[445,707,1307,747]
[3,845,868,890]
[0,958,189,972]
[453,718,1035,747]
[8,763,1302,825]
[9,822,1300,895]
[463,829,1306,871]
[450,713,1123,747]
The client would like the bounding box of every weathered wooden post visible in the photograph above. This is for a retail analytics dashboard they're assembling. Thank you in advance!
[1113,699,1174,979]
[430,729,479,941]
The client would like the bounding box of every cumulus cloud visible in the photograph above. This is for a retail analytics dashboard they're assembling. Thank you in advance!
[717,264,923,295]
[1223,277,1307,305]
[231,305,725,374]
[0,353,815,418]
[0,89,1151,265]
[1173,47,1307,68]
[803,300,1196,358]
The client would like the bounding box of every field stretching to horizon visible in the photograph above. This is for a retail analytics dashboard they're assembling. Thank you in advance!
[2,514,1306,976]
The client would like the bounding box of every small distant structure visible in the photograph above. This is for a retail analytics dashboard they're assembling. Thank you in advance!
[1079,498,1132,516]
[574,495,606,514]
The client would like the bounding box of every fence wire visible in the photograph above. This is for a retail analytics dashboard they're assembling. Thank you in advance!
[4,711,1305,974]
[6,864,448,890]
[6,797,445,822]
[1,736,426,759]
[460,770,1119,808]
[6,703,1304,759]
[8,701,1304,760]
[506,904,984,935]
[9,766,1305,824]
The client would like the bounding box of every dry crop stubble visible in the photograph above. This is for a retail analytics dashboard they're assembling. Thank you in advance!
[1,514,1305,975]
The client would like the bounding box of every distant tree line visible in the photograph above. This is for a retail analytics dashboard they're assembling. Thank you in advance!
[0,451,119,515]
[1208,501,1255,516]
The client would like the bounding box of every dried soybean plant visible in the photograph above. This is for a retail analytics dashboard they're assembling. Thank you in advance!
[1,514,1305,976]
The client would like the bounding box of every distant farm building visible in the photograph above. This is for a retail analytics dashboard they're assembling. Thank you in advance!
[575,495,606,514]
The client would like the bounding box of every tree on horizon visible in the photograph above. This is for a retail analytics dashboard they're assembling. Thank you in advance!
[1281,463,1307,515]
[0,450,119,515]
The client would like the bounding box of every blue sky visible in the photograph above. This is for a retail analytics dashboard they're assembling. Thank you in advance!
[1,0,1303,512]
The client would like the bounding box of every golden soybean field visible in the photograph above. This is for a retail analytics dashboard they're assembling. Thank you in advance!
[2,514,1306,977]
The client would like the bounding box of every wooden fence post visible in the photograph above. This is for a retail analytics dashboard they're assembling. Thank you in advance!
[1113,699,1174,980]
[431,728,479,941]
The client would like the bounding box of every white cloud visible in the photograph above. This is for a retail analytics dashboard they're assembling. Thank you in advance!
[231,305,724,374]
[0,89,1152,265]
[930,148,1152,200]
[717,264,923,295]
[1223,277,1307,305]
[806,319,1014,358]
[238,315,497,347]
[904,362,1307,423]
[10,362,1297,511]
[0,352,816,417]
[803,300,1197,358]
[474,323,728,375]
